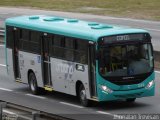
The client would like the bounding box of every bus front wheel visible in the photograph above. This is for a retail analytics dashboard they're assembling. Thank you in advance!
[28,72,39,95]
[79,84,89,107]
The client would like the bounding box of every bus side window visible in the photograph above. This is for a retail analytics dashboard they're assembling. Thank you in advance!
[21,29,30,40]
[53,35,63,46]
[30,31,41,54]
[19,29,41,54]
[64,37,74,61]
[52,35,64,58]
[75,39,88,64]
[49,35,54,57]
[19,29,30,52]
[51,36,88,64]
[30,31,40,43]
[6,26,14,48]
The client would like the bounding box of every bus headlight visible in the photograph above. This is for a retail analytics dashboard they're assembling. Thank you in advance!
[100,85,113,93]
[145,80,154,89]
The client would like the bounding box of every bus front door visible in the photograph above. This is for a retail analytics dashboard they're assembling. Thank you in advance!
[41,34,52,88]
[13,27,20,80]
[89,43,97,98]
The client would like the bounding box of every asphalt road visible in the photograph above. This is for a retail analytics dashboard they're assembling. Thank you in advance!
[0,7,160,51]
[0,44,160,120]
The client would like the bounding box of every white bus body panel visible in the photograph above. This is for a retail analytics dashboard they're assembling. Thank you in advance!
[18,51,43,87]
[50,58,91,99]
[7,48,91,99]
[7,48,15,80]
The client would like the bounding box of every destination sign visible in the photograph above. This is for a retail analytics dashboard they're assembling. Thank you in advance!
[101,33,150,44]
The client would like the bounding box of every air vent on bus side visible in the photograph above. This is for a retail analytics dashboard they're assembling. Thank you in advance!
[88,22,99,26]
[67,19,79,23]
[29,16,40,20]
[43,17,64,22]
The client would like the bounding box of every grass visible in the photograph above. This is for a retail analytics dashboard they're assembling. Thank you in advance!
[0,0,160,21]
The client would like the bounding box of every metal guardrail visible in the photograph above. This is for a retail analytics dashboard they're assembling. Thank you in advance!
[0,29,4,36]
[0,29,4,44]
[0,101,73,120]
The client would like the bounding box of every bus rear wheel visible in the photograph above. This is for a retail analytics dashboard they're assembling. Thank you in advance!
[126,98,136,102]
[79,84,89,107]
[28,72,39,95]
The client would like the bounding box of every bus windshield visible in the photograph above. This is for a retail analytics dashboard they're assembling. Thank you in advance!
[99,43,153,77]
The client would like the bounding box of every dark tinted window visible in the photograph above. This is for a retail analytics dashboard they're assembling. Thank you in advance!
[74,50,88,64]
[74,39,88,64]
[75,39,88,51]
[50,35,64,58]
[19,29,40,54]
[53,47,64,58]
[50,36,88,64]
[63,37,74,61]
[65,37,74,49]
[6,26,14,48]
[21,40,40,53]
[21,29,30,40]
[30,31,40,43]
[53,35,64,46]
[64,49,74,61]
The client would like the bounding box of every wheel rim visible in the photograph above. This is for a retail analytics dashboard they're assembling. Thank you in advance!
[80,89,86,101]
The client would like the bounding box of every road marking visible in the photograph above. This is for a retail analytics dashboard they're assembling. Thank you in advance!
[97,111,128,119]
[96,111,114,116]
[0,64,6,67]
[155,71,160,74]
[0,45,4,47]
[60,102,84,108]
[26,93,46,99]
[0,87,13,92]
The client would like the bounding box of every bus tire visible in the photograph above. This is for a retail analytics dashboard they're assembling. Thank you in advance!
[28,72,40,95]
[126,98,136,102]
[79,84,89,107]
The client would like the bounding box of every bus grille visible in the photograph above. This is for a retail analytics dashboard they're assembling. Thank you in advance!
[104,72,152,85]
[110,78,145,85]
[114,92,143,98]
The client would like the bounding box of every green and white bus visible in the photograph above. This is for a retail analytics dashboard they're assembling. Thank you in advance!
[5,15,155,106]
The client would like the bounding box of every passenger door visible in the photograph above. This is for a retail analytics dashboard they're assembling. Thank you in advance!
[88,42,97,97]
[41,33,52,87]
[12,27,21,80]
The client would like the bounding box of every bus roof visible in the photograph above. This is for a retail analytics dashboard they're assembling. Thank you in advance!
[5,15,148,41]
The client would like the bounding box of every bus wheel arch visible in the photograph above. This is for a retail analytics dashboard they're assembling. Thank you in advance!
[28,69,39,95]
[76,80,83,97]
[76,80,89,107]
[28,69,34,83]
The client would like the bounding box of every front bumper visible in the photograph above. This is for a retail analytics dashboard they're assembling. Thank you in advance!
[98,84,155,101]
